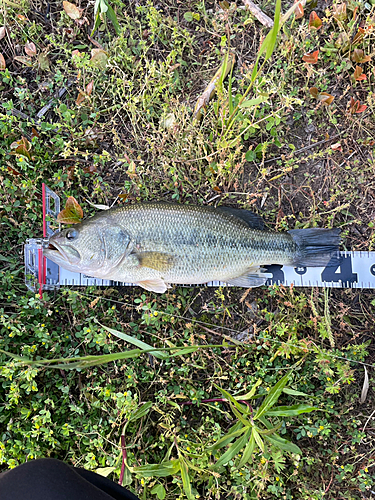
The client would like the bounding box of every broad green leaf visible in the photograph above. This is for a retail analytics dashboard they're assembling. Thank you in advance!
[213,428,251,469]
[94,466,115,477]
[106,4,121,35]
[99,323,168,360]
[264,433,302,454]
[252,427,265,453]
[254,372,291,420]
[209,422,246,452]
[235,379,262,400]
[132,459,180,478]
[179,458,194,500]
[151,484,166,500]
[129,402,153,421]
[265,404,318,417]
[240,96,269,108]
[238,432,256,467]
[121,463,132,486]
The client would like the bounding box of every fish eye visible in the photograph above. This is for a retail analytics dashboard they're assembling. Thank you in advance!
[66,229,78,240]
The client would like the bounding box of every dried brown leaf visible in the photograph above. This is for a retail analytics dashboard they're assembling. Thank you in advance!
[0,52,5,70]
[309,86,319,98]
[25,42,37,56]
[302,50,319,64]
[63,1,83,20]
[76,91,85,105]
[353,66,367,81]
[318,92,334,105]
[360,366,369,404]
[14,55,33,67]
[86,80,94,95]
[294,0,304,19]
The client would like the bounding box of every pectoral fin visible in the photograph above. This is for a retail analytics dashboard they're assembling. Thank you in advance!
[137,278,169,293]
[226,267,268,288]
[136,251,174,272]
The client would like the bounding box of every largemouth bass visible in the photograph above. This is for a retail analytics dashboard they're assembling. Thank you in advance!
[44,202,340,293]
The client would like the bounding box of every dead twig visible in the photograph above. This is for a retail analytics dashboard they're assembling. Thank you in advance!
[243,0,274,27]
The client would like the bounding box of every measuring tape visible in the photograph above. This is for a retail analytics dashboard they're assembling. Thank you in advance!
[24,185,375,293]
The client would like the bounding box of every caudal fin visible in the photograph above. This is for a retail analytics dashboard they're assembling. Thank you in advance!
[288,228,341,267]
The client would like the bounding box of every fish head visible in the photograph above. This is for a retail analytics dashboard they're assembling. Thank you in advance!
[44,218,133,277]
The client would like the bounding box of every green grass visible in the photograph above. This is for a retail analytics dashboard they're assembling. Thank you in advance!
[1,0,375,498]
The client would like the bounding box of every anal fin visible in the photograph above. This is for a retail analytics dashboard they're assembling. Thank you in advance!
[225,267,268,288]
[137,278,169,293]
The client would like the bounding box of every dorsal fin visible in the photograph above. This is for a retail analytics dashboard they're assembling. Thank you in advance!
[217,207,264,230]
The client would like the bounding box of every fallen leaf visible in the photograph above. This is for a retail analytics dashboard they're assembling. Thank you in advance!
[86,80,94,95]
[318,92,334,105]
[83,165,97,175]
[302,50,319,64]
[331,142,342,151]
[76,91,86,105]
[360,366,369,404]
[309,87,319,98]
[0,26,6,40]
[31,128,40,138]
[63,1,83,20]
[160,113,176,129]
[25,42,37,56]
[90,49,108,69]
[351,49,371,64]
[0,53,5,70]
[16,14,28,21]
[353,66,367,81]
[294,0,304,19]
[14,55,33,67]
[309,11,322,30]
[118,193,129,201]
[57,196,83,224]
[7,166,22,176]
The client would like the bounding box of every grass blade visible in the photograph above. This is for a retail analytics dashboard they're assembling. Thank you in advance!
[179,458,194,500]
[132,459,181,478]
[100,323,168,360]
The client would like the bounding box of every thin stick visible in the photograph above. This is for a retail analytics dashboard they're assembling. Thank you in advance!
[118,434,127,485]
[243,0,274,27]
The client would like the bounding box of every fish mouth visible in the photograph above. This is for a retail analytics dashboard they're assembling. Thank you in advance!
[44,241,80,265]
